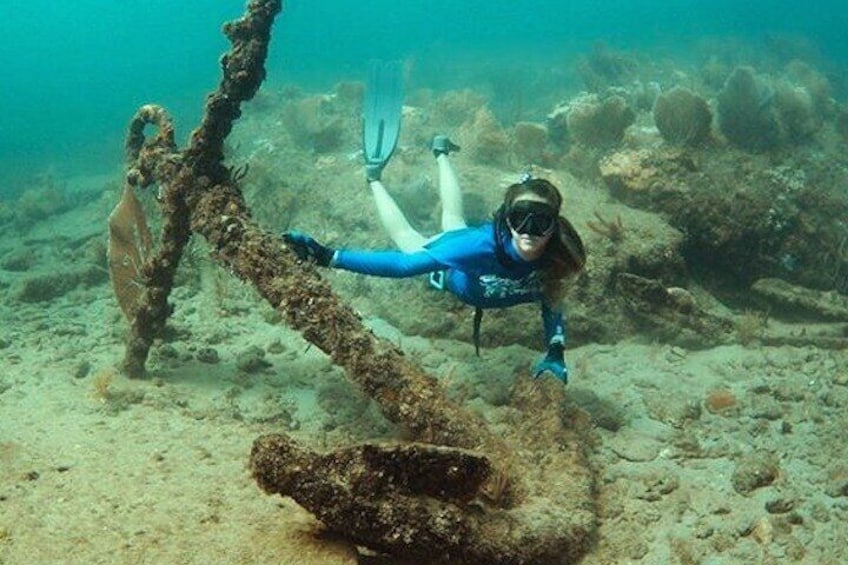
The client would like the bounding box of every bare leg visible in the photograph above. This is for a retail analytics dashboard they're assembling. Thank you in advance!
[437,154,466,231]
[369,180,427,252]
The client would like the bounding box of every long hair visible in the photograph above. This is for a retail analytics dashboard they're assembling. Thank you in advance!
[495,178,586,304]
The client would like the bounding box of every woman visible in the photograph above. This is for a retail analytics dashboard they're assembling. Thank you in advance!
[284,136,586,382]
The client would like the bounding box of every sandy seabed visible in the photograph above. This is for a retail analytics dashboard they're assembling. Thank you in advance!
[1,174,847,565]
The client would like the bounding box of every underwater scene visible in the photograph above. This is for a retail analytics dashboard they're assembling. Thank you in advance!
[2,1,848,563]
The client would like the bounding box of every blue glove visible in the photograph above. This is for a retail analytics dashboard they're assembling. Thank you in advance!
[533,343,568,383]
[282,231,336,267]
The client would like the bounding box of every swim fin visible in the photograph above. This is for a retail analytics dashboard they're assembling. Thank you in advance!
[362,60,404,181]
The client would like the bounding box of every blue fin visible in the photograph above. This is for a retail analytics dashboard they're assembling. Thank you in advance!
[363,60,403,170]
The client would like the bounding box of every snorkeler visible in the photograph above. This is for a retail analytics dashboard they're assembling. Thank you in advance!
[284,146,585,382]
[283,62,586,382]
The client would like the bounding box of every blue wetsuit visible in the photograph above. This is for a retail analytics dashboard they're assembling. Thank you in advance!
[333,222,565,346]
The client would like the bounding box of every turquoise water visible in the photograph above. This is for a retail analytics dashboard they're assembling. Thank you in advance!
[1,0,845,193]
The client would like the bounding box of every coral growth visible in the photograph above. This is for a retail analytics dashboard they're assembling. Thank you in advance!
[91,366,118,401]
[704,388,738,413]
[511,121,548,164]
[598,136,848,301]
[700,55,729,91]
[717,66,781,151]
[435,89,488,125]
[279,93,350,154]
[459,107,510,164]
[773,80,821,141]
[551,92,635,149]
[586,211,625,242]
[630,80,662,112]
[784,60,832,116]
[576,44,638,92]
[717,64,829,150]
[653,87,713,146]
[15,173,67,223]
[735,310,769,345]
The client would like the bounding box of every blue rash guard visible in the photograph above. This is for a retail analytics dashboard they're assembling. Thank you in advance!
[333,222,566,346]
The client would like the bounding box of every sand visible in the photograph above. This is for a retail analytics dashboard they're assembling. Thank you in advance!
[1,178,846,564]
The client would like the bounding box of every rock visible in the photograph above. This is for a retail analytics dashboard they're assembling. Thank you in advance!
[600,145,848,299]
[824,464,848,498]
[73,360,91,380]
[635,470,679,501]
[14,265,106,303]
[731,454,780,494]
[751,278,848,321]
[765,496,796,514]
[616,273,734,348]
[599,149,661,194]
[568,389,627,431]
[0,248,37,272]
[196,348,220,364]
[598,148,695,208]
[643,391,702,427]
[237,345,271,373]
[608,429,662,462]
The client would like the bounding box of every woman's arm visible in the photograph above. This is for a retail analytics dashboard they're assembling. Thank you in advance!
[283,231,445,277]
[334,248,444,278]
[540,301,566,346]
[534,301,569,382]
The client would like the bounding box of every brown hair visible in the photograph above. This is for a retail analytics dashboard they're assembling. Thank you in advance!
[499,178,586,304]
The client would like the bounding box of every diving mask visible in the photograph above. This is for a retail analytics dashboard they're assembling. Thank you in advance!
[506,200,557,237]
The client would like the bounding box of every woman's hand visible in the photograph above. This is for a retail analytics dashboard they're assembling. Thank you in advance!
[533,343,568,383]
[282,231,336,267]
